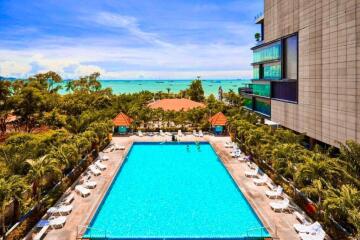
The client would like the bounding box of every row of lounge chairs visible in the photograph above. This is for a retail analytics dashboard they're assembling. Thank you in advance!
[137,130,204,137]
[33,145,124,240]
[240,157,325,240]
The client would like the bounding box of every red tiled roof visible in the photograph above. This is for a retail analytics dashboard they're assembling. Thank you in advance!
[209,112,227,126]
[147,98,205,111]
[5,114,17,123]
[112,112,133,126]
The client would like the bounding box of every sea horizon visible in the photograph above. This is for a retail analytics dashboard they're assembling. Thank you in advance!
[60,79,251,95]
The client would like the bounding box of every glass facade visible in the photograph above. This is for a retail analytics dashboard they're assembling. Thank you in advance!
[252,83,270,97]
[253,42,281,63]
[254,98,271,116]
[264,63,281,80]
[243,97,253,109]
[253,66,260,80]
[284,35,298,80]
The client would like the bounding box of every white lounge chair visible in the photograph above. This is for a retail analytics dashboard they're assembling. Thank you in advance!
[294,221,322,234]
[224,141,233,148]
[49,216,67,229]
[231,150,241,158]
[238,155,249,162]
[138,130,144,137]
[83,180,97,189]
[34,225,49,240]
[177,130,183,137]
[245,167,259,178]
[253,174,268,186]
[266,181,278,191]
[299,228,326,240]
[95,161,106,171]
[47,205,73,216]
[114,144,125,150]
[270,198,290,212]
[75,185,91,197]
[265,186,283,199]
[193,130,199,137]
[89,165,101,176]
[62,193,74,205]
[198,130,204,137]
[160,130,165,136]
[98,153,109,161]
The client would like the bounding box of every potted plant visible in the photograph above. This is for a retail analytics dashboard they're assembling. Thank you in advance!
[255,32,261,42]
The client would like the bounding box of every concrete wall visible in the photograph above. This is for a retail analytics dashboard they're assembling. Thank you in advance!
[264,0,360,146]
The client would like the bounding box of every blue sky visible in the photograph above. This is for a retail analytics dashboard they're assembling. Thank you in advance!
[0,0,263,79]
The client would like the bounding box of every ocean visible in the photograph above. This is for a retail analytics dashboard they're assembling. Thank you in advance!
[60,79,251,96]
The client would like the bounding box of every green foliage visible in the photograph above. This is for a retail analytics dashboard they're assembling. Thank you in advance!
[228,116,360,237]
[187,79,205,102]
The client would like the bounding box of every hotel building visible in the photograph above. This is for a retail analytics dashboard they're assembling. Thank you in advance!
[242,0,360,146]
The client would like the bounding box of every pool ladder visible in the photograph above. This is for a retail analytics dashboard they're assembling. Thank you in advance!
[77,225,109,239]
[245,226,270,239]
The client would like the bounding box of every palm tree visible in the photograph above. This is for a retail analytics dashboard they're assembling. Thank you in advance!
[272,143,306,179]
[0,176,27,239]
[26,156,61,203]
[338,140,360,178]
[323,185,360,235]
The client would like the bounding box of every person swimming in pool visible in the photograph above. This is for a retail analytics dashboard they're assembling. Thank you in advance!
[186,145,190,151]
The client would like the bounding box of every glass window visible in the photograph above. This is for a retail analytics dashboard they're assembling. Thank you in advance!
[284,35,298,79]
[253,66,259,80]
[263,63,281,80]
[252,83,270,97]
[253,42,281,63]
[243,97,253,109]
[254,98,271,116]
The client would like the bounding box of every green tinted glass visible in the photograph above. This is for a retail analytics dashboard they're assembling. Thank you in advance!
[253,66,260,80]
[252,84,270,97]
[254,98,271,116]
[253,42,281,63]
[243,97,253,109]
[264,63,281,80]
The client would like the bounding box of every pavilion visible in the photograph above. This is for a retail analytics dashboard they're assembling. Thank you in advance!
[147,98,205,111]
[209,112,228,135]
[112,112,133,134]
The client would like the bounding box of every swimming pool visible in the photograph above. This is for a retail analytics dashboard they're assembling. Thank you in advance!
[84,142,270,239]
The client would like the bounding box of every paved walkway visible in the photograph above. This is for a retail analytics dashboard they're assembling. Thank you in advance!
[27,134,303,240]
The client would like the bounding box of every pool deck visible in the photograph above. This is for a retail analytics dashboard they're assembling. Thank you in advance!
[31,134,305,240]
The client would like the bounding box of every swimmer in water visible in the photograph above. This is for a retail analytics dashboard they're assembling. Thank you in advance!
[186,145,190,151]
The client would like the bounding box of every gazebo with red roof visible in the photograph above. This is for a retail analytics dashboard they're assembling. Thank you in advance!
[112,112,133,134]
[209,112,228,135]
[148,98,205,111]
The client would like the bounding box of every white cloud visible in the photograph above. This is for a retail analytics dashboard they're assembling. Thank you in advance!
[94,12,173,47]
[0,12,254,80]
[0,61,32,77]
[74,64,104,77]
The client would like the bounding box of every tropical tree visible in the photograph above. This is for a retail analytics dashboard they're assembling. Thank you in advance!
[0,176,27,239]
[323,185,360,236]
[187,79,205,102]
[48,143,79,172]
[12,86,46,132]
[26,156,61,203]
[0,80,13,134]
[338,140,360,179]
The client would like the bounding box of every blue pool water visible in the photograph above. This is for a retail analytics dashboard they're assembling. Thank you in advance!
[84,143,270,239]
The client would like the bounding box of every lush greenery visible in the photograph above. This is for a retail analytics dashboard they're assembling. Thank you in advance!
[0,71,359,239]
[0,72,242,239]
[228,114,360,238]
